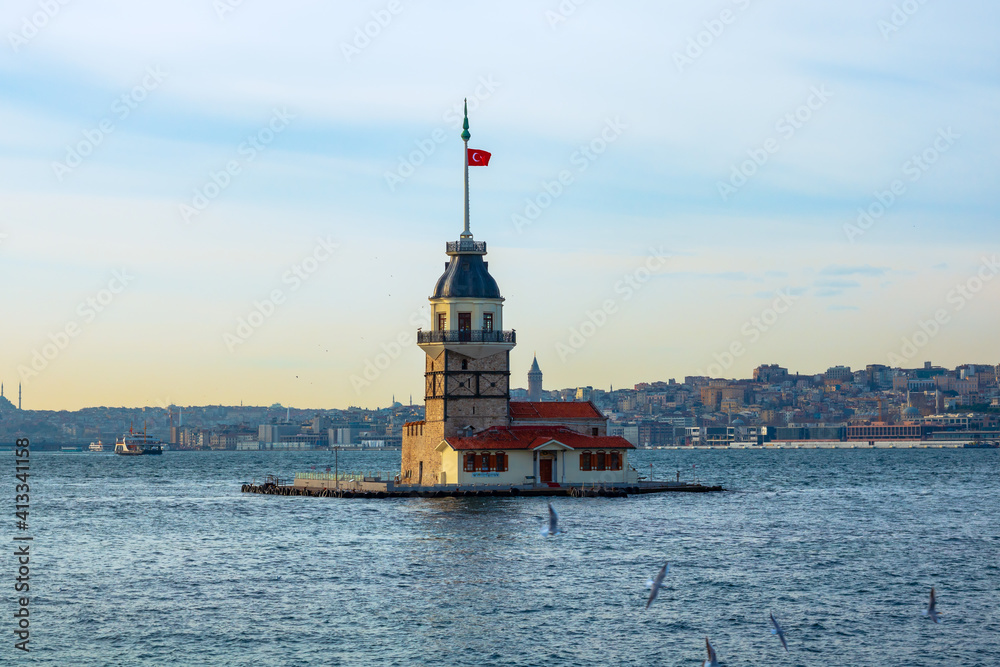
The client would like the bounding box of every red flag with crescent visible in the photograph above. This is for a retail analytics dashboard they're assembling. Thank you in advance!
[467,148,491,166]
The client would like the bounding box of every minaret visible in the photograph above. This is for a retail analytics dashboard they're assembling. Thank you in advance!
[402,101,514,485]
[528,354,543,401]
[18,383,21,410]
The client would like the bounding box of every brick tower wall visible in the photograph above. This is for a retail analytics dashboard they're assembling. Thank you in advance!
[400,348,510,485]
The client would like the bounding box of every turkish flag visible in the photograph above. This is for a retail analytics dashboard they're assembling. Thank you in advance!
[467,148,491,166]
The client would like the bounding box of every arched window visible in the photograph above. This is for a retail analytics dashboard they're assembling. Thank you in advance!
[595,451,606,471]
[464,453,476,472]
[496,451,507,472]
[480,452,490,472]
[609,451,622,471]
[580,451,591,471]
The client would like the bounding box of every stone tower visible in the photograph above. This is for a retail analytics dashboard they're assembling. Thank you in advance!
[528,355,543,401]
[400,100,515,486]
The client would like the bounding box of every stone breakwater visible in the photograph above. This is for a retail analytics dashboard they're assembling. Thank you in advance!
[241,479,723,499]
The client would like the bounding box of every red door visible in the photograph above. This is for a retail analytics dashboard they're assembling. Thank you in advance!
[539,458,553,483]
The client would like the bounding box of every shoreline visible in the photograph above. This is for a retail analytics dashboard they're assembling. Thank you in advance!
[651,440,996,450]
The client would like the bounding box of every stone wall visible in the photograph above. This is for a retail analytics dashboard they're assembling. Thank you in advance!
[403,348,512,485]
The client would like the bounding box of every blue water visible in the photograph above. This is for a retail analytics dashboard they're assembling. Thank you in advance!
[4,448,998,666]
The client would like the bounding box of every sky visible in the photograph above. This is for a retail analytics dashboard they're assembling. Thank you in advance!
[0,0,998,411]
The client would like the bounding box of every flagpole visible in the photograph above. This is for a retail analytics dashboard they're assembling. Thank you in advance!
[461,98,471,239]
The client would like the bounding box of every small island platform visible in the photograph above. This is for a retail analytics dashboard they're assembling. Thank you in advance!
[241,474,723,499]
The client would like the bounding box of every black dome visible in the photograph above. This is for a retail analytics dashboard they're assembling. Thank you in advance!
[432,252,501,299]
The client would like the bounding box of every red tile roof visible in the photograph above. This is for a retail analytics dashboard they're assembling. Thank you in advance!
[443,425,633,451]
[509,401,605,420]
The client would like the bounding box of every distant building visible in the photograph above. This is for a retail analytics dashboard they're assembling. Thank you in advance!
[700,382,749,410]
[258,423,298,445]
[825,365,852,382]
[846,423,927,441]
[753,364,788,384]
[0,383,16,415]
[528,355,543,402]
[328,427,360,445]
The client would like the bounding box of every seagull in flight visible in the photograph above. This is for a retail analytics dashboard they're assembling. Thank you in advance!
[770,611,788,651]
[924,587,941,623]
[540,502,560,536]
[645,561,669,609]
[703,637,719,667]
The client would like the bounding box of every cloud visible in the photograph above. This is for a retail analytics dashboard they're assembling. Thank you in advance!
[752,286,808,299]
[814,279,861,289]
[819,265,888,277]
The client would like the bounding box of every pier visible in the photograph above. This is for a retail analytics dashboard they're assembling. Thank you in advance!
[241,473,723,499]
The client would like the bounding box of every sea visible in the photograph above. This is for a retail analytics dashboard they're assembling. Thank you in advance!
[3,447,998,666]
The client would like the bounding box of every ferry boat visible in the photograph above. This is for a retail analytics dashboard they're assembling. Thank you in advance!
[89,440,105,452]
[114,431,164,456]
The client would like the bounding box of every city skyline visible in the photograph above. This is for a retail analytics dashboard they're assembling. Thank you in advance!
[2,2,998,411]
[2,356,995,414]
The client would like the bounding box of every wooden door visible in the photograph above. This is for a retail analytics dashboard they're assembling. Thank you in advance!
[458,312,471,341]
[539,458,553,483]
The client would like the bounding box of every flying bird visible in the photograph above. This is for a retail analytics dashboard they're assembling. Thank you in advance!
[703,637,719,667]
[540,502,560,536]
[645,562,669,609]
[770,611,788,651]
[924,587,941,623]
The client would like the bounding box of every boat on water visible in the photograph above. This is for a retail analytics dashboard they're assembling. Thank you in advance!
[61,445,84,452]
[89,440,105,452]
[114,431,164,456]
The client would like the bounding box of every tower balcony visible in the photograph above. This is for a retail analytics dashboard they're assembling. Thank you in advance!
[417,329,515,360]
[418,330,515,344]
[446,240,487,255]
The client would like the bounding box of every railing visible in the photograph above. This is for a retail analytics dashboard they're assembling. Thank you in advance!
[417,330,515,344]
[295,470,397,482]
[446,240,486,253]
